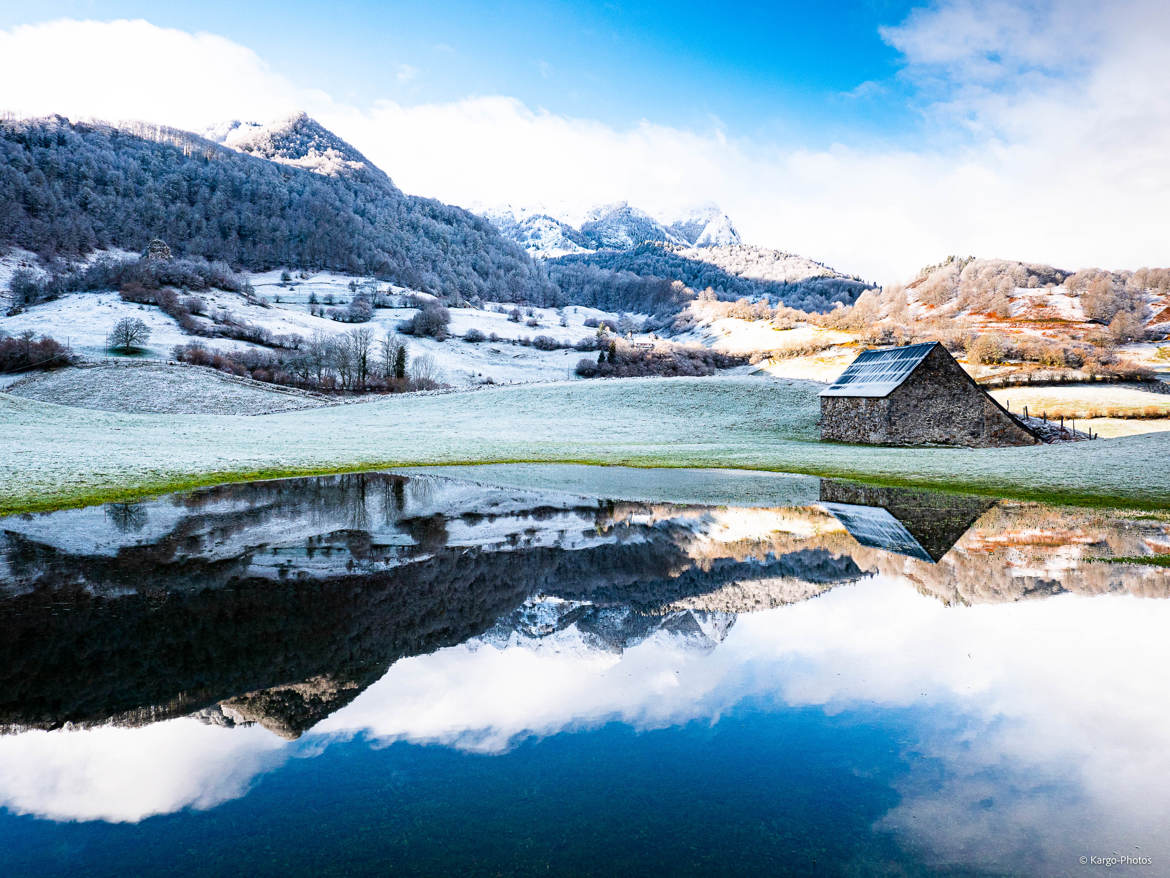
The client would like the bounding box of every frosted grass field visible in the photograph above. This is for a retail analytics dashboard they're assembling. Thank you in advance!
[6,362,331,415]
[3,376,1169,514]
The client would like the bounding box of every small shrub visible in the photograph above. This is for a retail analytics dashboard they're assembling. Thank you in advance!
[0,332,75,372]
[328,296,373,323]
[966,333,1008,366]
[8,269,43,307]
[464,328,486,343]
[575,358,599,377]
[399,302,451,339]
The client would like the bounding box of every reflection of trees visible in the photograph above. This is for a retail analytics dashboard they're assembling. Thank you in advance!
[824,493,1170,605]
[0,505,858,735]
[2,472,1168,737]
[104,502,147,533]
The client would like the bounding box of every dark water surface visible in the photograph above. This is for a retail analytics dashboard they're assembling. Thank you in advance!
[0,467,1167,876]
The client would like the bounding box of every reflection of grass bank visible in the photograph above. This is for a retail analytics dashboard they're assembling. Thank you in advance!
[1091,555,1170,568]
[3,376,1170,514]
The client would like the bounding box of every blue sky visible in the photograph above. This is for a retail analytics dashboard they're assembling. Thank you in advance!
[1,0,1168,280]
[0,0,921,146]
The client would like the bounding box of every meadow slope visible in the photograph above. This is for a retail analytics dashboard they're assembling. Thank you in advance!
[2,376,1168,513]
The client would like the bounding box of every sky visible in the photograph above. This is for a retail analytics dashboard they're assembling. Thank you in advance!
[0,0,1167,282]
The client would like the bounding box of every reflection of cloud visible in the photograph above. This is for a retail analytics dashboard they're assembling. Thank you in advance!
[4,578,1170,872]
[0,720,286,822]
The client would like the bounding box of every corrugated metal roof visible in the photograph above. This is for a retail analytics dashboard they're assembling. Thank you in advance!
[821,502,935,562]
[819,342,938,398]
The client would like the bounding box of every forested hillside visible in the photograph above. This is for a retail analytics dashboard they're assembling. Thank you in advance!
[548,243,873,315]
[0,115,558,303]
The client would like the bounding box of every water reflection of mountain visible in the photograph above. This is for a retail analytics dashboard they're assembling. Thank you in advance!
[0,474,863,736]
[1,471,1167,739]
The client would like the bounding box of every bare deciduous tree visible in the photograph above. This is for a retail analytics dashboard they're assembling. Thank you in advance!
[107,317,151,353]
[347,327,374,389]
[379,331,406,379]
[410,352,441,386]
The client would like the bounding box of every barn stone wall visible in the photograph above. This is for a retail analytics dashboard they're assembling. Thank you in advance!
[820,396,892,444]
[820,345,1038,448]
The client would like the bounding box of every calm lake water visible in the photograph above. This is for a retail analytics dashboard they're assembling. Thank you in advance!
[1,466,1167,876]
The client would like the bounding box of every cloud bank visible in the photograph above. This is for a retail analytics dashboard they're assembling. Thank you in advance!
[1,5,1168,282]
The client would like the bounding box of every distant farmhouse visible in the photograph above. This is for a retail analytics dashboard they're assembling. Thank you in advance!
[820,342,1040,448]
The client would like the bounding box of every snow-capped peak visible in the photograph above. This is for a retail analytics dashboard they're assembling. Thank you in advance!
[478,204,592,257]
[580,202,685,249]
[206,112,393,187]
[694,212,741,247]
[479,200,742,256]
[665,205,742,248]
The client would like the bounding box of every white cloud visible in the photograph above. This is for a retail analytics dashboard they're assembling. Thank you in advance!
[395,63,418,84]
[0,719,286,822]
[1,8,1169,282]
[0,19,330,132]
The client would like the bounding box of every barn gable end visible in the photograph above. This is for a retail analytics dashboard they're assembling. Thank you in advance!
[819,343,1039,447]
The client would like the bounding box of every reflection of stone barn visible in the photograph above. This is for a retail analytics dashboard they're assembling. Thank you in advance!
[819,479,996,563]
[819,342,1039,448]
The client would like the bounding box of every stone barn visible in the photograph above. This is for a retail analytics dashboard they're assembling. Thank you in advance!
[819,342,1039,447]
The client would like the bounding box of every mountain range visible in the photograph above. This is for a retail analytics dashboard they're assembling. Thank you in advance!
[482,200,872,315]
[0,112,868,316]
[481,201,741,256]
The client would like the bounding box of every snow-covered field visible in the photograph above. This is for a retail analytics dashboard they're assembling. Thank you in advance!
[986,383,1170,437]
[1065,418,1170,438]
[2,376,1169,515]
[673,314,859,381]
[0,291,257,360]
[1,267,651,387]
[6,362,332,415]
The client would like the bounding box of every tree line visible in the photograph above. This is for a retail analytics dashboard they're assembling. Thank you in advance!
[173,328,439,393]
